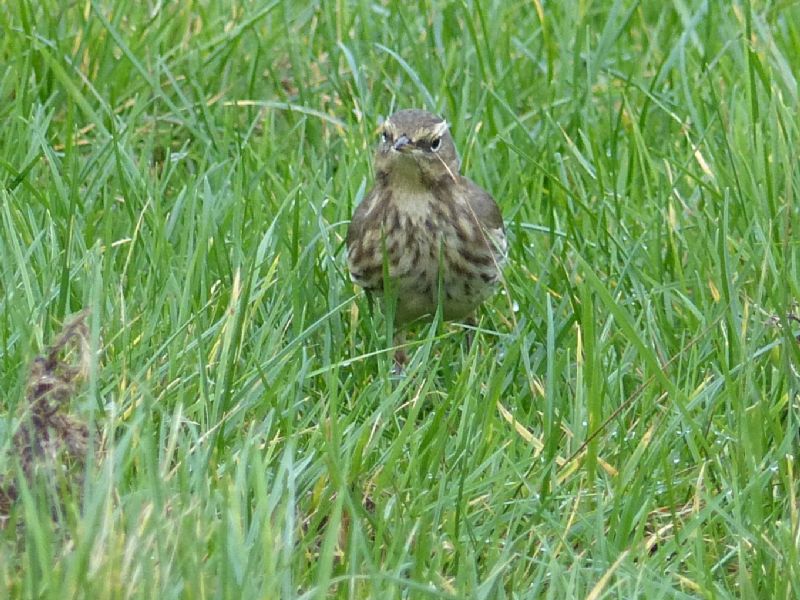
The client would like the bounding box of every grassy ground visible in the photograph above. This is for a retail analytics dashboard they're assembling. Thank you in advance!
[1,0,799,598]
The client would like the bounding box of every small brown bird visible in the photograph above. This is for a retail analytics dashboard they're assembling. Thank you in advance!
[346,109,506,365]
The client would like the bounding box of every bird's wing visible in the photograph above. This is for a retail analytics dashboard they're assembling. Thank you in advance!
[461,177,507,262]
[346,187,379,250]
[346,187,384,291]
[461,177,504,231]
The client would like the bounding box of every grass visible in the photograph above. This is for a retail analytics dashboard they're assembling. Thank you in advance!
[1,0,799,597]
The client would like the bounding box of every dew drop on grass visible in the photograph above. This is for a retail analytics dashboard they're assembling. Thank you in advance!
[512,301,519,313]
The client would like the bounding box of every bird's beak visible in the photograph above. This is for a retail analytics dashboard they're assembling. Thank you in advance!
[393,135,411,152]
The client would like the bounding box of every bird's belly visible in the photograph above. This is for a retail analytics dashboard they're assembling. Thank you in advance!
[347,195,504,325]
[388,217,501,324]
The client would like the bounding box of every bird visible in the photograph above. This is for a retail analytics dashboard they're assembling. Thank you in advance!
[346,108,507,367]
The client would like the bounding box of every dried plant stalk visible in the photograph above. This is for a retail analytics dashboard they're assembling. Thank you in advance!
[0,311,93,522]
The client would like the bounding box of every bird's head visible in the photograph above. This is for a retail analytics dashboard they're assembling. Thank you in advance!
[374,109,460,184]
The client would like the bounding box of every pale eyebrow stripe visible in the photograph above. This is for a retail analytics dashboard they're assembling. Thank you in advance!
[384,118,447,141]
[410,121,448,142]
[430,120,449,138]
[383,121,398,136]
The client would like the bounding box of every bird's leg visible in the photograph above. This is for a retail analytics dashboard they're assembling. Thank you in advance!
[393,331,408,373]
[464,315,477,352]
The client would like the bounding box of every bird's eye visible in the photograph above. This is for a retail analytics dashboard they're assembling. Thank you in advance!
[430,137,442,152]
[381,131,391,143]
